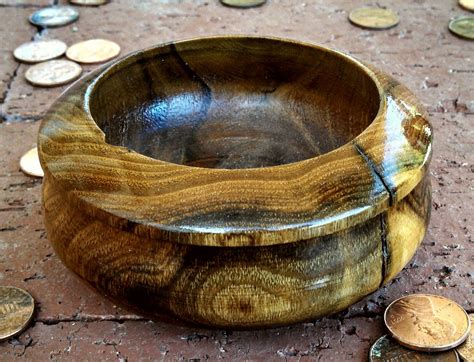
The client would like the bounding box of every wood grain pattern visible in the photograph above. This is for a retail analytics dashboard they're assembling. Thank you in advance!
[39,36,432,327]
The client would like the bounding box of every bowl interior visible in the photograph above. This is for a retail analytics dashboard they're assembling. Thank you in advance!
[89,38,380,169]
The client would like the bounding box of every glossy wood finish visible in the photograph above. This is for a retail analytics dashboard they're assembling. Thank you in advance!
[38,37,432,328]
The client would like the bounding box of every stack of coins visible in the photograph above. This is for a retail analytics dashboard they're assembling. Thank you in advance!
[369,294,472,361]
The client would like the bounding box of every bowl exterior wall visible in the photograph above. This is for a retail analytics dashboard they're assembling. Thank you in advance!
[42,174,430,328]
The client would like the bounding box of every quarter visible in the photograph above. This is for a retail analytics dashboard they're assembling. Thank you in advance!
[13,39,67,63]
[220,0,266,8]
[370,335,459,361]
[0,286,35,341]
[456,314,474,362]
[19,147,44,177]
[385,294,471,352]
[25,59,82,88]
[449,16,474,40]
[349,7,400,30]
[29,6,79,28]
[66,39,120,63]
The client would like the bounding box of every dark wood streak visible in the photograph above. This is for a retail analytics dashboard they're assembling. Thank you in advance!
[354,142,395,205]
[379,212,390,285]
[39,36,432,327]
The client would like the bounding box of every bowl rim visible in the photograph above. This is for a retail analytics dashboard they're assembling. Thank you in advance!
[38,35,432,247]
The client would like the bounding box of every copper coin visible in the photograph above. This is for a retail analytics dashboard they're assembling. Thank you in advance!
[220,0,266,8]
[69,0,108,5]
[449,17,474,40]
[29,6,79,28]
[349,7,400,30]
[460,0,474,11]
[19,147,44,177]
[25,60,82,87]
[66,39,120,64]
[456,314,474,362]
[385,294,471,352]
[0,286,35,341]
[370,335,460,361]
[13,39,67,63]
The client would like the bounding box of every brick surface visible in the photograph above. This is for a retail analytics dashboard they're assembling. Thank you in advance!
[0,0,472,360]
[0,8,36,122]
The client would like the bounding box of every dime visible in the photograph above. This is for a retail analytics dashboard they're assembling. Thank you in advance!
[385,294,471,352]
[0,286,35,341]
[13,39,67,63]
[69,0,108,5]
[25,60,82,88]
[19,147,44,177]
[29,6,79,28]
[220,0,266,8]
[456,314,474,362]
[460,0,474,11]
[66,39,120,64]
[449,16,474,40]
[349,7,400,30]
[370,335,459,361]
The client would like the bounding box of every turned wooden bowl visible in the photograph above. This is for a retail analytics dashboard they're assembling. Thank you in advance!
[39,36,432,328]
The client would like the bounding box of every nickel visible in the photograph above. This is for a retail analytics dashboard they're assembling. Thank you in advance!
[0,286,35,341]
[459,0,474,11]
[370,335,459,361]
[456,314,473,362]
[449,16,474,40]
[349,7,399,30]
[66,39,120,64]
[25,60,82,88]
[19,147,44,178]
[13,39,67,63]
[220,0,266,8]
[69,0,108,5]
[29,6,79,28]
[385,294,471,352]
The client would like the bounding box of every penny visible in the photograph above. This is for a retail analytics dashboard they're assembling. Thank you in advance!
[460,0,474,11]
[220,0,266,8]
[70,0,108,5]
[449,17,474,40]
[13,39,67,63]
[25,60,82,87]
[385,294,471,352]
[19,147,44,177]
[456,314,474,362]
[349,7,400,30]
[29,6,79,28]
[66,39,120,64]
[370,335,460,361]
[0,286,35,341]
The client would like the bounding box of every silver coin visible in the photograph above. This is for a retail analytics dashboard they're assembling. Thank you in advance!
[25,60,82,88]
[29,6,79,28]
[13,40,67,63]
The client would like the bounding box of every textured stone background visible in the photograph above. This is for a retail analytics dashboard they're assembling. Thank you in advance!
[0,0,472,360]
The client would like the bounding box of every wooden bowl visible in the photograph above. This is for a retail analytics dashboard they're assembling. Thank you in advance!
[39,36,432,328]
